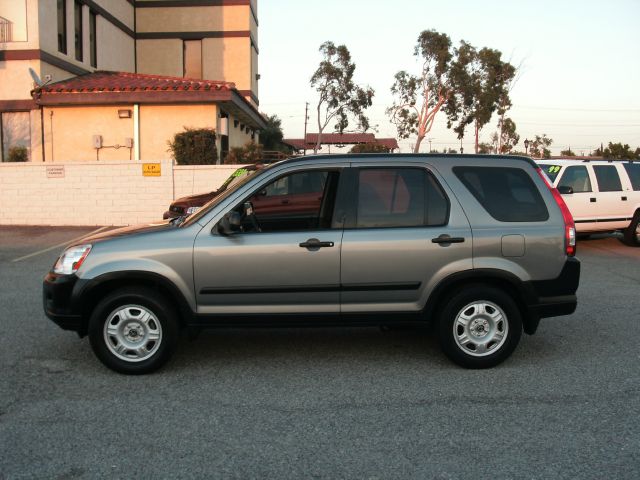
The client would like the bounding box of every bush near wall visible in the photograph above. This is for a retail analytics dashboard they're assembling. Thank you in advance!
[7,146,29,162]
[168,128,218,165]
[226,142,264,164]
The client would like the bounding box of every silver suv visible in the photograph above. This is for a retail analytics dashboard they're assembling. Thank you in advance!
[43,154,580,374]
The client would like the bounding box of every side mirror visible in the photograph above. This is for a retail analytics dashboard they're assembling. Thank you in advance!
[557,185,574,195]
[216,211,241,236]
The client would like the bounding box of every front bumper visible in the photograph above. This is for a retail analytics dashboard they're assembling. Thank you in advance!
[43,272,84,332]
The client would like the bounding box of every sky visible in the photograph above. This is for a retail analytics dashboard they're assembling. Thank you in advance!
[258,0,640,155]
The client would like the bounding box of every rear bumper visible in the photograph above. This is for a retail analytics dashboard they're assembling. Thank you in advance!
[522,257,580,332]
[43,272,84,332]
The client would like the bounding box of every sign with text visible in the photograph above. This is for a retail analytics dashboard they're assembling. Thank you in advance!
[46,166,65,178]
[142,163,161,177]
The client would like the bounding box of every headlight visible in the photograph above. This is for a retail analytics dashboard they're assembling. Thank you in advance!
[186,206,201,215]
[53,244,92,275]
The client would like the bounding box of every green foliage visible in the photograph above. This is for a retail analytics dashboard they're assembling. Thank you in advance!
[168,127,218,165]
[498,117,519,153]
[528,134,553,159]
[7,145,28,162]
[387,30,453,153]
[349,142,391,154]
[602,142,636,160]
[310,41,375,151]
[478,142,495,154]
[560,148,576,156]
[226,142,264,164]
[259,114,285,151]
[445,42,516,152]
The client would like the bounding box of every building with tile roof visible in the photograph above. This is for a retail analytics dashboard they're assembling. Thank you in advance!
[0,0,262,163]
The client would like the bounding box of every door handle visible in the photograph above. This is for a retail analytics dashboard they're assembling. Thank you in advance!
[299,238,334,249]
[281,199,290,205]
[432,234,465,244]
[622,196,627,201]
[590,198,596,202]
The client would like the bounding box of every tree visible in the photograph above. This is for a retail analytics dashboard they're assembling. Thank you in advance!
[529,134,553,159]
[349,142,390,154]
[497,117,519,153]
[310,41,374,153]
[259,114,285,151]
[478,142,494,154]
[602,142,636,160]
[168,127,217,165]
[445,42,516,153]
[387,30,453,153]
[560,148,576,156]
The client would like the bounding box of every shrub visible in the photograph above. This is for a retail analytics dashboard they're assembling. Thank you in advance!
[7,145,28,162]
[168,127,218,165]
[349,142,390,154]
[226,142,264,164]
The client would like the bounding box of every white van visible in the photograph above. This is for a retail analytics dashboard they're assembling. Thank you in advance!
[537,159,640,246]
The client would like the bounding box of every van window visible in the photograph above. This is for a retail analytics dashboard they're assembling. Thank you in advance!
[623,163,640,190]
[558,166,592,193]
[454,167,549,222]
[593,166,622,192]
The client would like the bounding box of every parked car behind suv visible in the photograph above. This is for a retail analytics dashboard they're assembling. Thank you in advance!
[44,154,580,374]
[163,164,262,219]
[537,159,640,245]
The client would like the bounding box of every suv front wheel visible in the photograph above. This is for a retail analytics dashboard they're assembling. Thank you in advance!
[88,287,179,374]
[437,285,522,368]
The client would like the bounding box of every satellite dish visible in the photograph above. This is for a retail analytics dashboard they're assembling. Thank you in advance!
[29,68,45,87]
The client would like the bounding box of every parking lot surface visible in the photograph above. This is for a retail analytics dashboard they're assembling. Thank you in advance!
[1,226,639,479]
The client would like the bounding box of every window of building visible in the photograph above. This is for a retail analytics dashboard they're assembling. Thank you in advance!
[57,0,67,54]
[593,165,622,192]
[1,112,31,162]
[89,11,97,67]
[558,166,592,193]
[74,0,83,61]
[355,168,448,228]
[183,40,202,79]
[454,166,549,222]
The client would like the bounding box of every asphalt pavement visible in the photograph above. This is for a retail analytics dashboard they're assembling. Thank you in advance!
[0,226,638,479]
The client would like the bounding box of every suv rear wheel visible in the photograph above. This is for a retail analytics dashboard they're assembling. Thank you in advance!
[88,287,179,374]
[437,285,522,368]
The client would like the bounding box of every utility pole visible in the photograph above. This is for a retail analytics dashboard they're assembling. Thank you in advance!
[303,102,309,156]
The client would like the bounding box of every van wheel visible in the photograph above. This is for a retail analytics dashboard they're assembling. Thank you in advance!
[88,287,179,374]
[623,212,640,247]
[437,286,522,369]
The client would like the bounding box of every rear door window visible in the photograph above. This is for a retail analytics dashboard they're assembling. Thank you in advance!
[593,166,622,192]
[453,166,549,222]
[623,163,640,190]
[355,168,448,228]
[558,166,592,193]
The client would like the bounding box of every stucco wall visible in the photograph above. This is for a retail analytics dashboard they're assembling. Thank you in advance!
[0,160,242,226]
[135,5,250,32]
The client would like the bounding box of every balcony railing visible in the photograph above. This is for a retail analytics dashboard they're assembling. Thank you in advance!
[0,17,12,43]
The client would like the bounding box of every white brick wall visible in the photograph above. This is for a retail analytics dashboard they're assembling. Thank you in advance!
[0,161,247,226]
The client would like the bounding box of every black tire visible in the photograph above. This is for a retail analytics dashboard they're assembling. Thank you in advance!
[623,211,640,247]
[88,287,179,374]
[437,285,522,369]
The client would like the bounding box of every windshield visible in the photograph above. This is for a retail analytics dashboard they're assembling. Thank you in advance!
[181,165,267,227]
[539,164,562,183]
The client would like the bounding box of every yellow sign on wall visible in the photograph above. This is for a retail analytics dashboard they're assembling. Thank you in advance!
[142,163,161,177]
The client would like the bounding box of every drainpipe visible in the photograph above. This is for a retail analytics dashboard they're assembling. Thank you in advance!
[133,104,140,161]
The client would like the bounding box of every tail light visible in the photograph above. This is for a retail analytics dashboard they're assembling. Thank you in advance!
[536,168,576,256]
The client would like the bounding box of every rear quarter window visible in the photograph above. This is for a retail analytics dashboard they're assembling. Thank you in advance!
[623,163,640,190]
[453,166,549,222]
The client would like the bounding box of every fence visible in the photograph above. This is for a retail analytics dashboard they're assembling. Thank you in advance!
[0,160,243,226]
